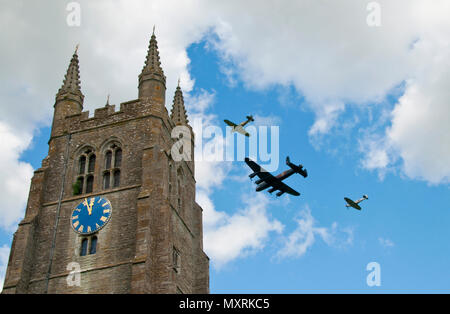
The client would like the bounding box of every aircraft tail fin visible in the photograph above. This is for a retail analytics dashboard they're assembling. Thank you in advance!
[286,156,307,178]
[246,115,254,122]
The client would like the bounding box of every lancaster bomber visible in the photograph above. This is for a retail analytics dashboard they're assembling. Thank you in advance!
[224,115,255,137]
[245,156,308,197]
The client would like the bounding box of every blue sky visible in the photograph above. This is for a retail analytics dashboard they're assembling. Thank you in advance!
[186,40,450,292]
[1,0,450,293]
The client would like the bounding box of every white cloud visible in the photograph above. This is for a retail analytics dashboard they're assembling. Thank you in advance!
[361,26,450,183]
[1,1,449,275]
[1,1,449,217]
[204,0,450,184]
[277,206,353,259]
[359,134,392,180]
[0,123,34,231]
[0,244,11,292]
[252,114,282,128]
[203,193,283,268]
[207,0,418,131]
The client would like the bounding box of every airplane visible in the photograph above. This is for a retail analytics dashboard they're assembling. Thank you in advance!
[245,156,308,197]
[224,115,255,137]
[344,195,369,210]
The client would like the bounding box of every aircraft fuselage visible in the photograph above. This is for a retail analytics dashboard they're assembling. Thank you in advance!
[255,169,296,192]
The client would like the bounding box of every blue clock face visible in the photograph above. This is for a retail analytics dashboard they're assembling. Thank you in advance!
[71,196,112,235]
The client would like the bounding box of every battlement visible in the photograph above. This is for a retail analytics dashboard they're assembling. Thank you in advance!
[64,97,172,134]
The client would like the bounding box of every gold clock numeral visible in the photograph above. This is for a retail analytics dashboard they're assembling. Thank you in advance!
[78,225,84,233]
[102,202,110,207]
[100,216,108,222]
[87,226,91,233]
[96,223,100,229]
[73,221,79,228]
[72,215,79,220]
[97,198,102,203]
[103,209,110,214]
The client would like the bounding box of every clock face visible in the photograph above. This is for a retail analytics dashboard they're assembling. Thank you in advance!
[71,196,112,235]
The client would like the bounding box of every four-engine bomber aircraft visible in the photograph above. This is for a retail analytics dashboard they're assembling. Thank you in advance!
[344,195,369,210]
[245,156,308,197]
[224,115,255,137]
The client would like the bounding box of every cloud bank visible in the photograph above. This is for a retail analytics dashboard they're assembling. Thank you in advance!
[1,0,450,267]
[277,206,353,259]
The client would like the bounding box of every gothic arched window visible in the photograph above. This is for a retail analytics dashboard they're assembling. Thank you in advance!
[79,156,86,175]
[80,236,98,256]
[86,175,94,194]
[105,151,112,169]
[88,154,96,173]
[102,143,122,190]
[173,246,180,273]
[73,177,83,196]
[176,167,184,214]
[113,170,120,188]
[74,148,96,195]
[103,171,110,189]
[89,236,97,255]
[114,148,122,168]
[80,238,88,256]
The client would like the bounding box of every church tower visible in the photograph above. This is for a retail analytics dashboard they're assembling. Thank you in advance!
[2,33,209,294]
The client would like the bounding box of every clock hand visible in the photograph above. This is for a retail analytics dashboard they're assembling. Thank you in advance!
[89,198,95,215]
[85,198,93,216]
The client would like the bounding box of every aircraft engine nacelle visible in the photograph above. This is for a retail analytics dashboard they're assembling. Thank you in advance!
[276,191,285,197]
[249,172,258,179]
[255,178,264,185]
[268,187,277,193]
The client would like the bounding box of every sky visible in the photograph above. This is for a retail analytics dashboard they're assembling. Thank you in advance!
[1,0,450,293]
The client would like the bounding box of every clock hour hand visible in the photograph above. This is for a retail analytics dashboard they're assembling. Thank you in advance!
[89,198,95,215]
[84,198,93,215]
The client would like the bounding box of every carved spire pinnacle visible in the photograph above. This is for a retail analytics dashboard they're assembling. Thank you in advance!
[138,30,167,101]
[140,30,166,84]
[170,82,188,125]
[56,45,84,105]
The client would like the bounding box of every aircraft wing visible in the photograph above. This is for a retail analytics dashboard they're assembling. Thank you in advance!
[272,180,300,196]
[224,119,237,127]
[344,197,362,210]
[245,158,300,196]
[245,158,271,179]
[236,128,250,137]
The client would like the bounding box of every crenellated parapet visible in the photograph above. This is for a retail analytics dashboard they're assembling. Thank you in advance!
[62,98,173,139]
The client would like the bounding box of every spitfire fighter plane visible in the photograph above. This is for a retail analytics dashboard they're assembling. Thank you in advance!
[344,195,369,210]
[245,156,308,197]
[224,115,255,137]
